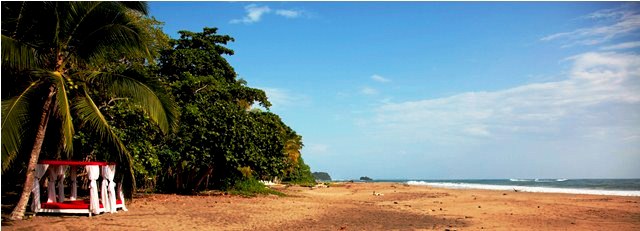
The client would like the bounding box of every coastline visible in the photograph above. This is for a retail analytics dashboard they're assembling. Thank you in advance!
[4,182,640,230]
[406,180,640,197]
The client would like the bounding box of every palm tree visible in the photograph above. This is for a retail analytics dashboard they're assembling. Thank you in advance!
[1,2,178,220]
[284,133,303,174]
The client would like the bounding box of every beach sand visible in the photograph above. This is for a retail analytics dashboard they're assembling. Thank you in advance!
[3,182,639,230]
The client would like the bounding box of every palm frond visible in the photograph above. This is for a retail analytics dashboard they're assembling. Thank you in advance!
[81,23,150,63]
[73,86,135,194]
[58,2,149,65]
[117,2,148,15]
[1,81,41,172]
[88,70,178,134]
[61,1,101,45]
[1,35,38,70]
[50,72,74,156]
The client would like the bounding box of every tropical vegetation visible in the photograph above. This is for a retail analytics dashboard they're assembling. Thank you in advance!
[1,1,314,220]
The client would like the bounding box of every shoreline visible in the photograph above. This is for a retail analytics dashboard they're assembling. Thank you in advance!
[405,181,640,197]
[4,182,640,230]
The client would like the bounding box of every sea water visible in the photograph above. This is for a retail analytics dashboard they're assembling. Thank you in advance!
[392,179,640,196]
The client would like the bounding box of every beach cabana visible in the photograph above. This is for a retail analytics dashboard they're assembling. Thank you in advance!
[30,160,128,216]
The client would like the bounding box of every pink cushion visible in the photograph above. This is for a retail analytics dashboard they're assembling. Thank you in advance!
[41,199,122,210]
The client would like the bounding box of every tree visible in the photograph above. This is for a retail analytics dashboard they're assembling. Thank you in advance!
[284,157,315,184]
[283,132,303,176]
[313,172,332,181]
[156,28,313,192]
[1,2,178,220]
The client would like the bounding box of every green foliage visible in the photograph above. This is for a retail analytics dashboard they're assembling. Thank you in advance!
[228,178,285,197]
[1,2,181,202]
[284,157,315,185]
[313,172,332,181]
[237,166,253,178]
[2,1,314,198]
[154,28,309,193]
[160,28,237,82]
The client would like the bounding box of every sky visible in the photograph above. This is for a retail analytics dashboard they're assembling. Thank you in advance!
[149,2,640,180]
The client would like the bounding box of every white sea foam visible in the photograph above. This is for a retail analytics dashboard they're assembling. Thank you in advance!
[406,181,640,197]
[510,178,569,182]
[509,178,533,182]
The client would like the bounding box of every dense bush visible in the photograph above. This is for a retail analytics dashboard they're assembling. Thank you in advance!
[151,28,313,193]
[228,178,285,197]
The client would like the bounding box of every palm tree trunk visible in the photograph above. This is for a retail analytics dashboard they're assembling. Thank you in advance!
[194,166,214,192]
[9,84,56,220]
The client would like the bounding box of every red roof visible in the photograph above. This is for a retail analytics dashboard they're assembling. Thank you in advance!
[38,160,113,166]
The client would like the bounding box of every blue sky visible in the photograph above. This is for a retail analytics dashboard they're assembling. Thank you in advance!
[149,2,640,180]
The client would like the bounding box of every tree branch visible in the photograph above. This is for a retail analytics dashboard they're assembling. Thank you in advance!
[194,85,208,94]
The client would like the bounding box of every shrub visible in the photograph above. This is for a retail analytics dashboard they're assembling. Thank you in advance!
[228,178,285,197]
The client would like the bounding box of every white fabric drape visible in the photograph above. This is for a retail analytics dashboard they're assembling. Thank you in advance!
[47,166,58,202]
[100,166,111,212]
[106,165,117,213]
[31,164,49,212]
[86,165,100,214]
[117,182,128,211]
[70,166,77,200]
[56,166,67,202]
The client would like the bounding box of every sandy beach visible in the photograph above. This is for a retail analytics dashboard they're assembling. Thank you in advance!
[3,182,639,230]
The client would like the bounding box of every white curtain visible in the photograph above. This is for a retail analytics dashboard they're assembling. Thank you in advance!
[70,166,77,200]
[46,166,58,202]
[86,165,100,214]
[30,164,49,212]
[106,165,117,213]
[100,166,111,212]
[56,166,67,202]
[117,181,128,211]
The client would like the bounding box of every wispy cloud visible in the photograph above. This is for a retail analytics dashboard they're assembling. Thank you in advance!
[361,51,640,144]
[601,41,640,50]
[230,4,271,24]
[360,86,378,95]
[275,9,302,18]
[231,4,305,24]
[371,74,391,83]
[541,4,640,47]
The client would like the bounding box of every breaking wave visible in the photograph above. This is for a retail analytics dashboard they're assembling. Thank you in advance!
[406,181,640,197]
[510,178,569,182]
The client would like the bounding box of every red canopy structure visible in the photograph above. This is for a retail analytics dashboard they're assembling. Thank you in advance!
[31,160,127,216]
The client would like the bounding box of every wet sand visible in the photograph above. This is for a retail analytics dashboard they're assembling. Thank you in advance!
[3,182,640,230]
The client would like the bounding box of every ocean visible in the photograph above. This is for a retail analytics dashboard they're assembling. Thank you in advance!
[371,179,640,197]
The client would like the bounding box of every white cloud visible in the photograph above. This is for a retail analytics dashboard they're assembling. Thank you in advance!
[585,5,635,20]
[541,5,640,47]
[360,86,378,95]
[230,4,271,24]
[371,74,391,83]
[464,125,491,137]
[275,9,302,18]
[601,41,640,50]
[362,51,640,144]
[231,5,305,24]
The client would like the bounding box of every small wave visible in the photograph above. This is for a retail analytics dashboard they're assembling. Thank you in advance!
[509,178,532,182]
[532,178,569,182]
[405,181,640,197]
